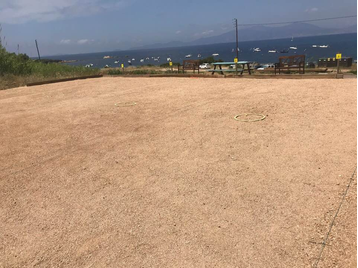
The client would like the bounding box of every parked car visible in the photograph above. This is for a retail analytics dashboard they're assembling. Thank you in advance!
[199,63,210,69]
[306,62,315,68]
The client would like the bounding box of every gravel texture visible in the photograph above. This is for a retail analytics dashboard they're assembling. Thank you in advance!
[0,77,356,267]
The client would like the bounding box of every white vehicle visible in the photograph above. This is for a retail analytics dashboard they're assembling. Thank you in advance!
[212,53,219,56]
[319,45,329,48]
[268,50,277,53]
[185,54,192,58]
[253,48,261,52]
[289,46,297,50]
[199,63,210,69]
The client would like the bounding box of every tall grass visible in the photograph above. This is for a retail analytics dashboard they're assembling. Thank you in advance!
[0,44,100,90]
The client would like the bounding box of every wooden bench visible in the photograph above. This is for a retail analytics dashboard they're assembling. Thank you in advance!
[275,55,305,74]
[178,60,200,73]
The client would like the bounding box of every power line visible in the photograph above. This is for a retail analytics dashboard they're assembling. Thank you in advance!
[238,15,357,26]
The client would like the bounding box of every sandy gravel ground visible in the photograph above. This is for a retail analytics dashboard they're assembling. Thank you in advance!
[0,77,356,267]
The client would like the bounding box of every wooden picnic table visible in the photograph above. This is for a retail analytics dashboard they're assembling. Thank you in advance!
[210,61,252,75]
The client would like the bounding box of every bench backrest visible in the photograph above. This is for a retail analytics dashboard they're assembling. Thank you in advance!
[182,60,200,69]
[278,55,305,67]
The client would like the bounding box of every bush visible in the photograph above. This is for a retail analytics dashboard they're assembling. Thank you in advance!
[160,62,180,67]
[0,45,99,78]
[199,56,224,64]
[108,69,122,75]
[130,69,161,75]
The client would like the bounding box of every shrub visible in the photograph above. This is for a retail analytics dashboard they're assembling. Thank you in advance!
[199,56,224,64]
[160,62,180,67]
[108,69,122,75]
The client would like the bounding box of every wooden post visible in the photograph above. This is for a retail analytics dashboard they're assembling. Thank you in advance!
[35,39,41,60]
[234,18,239,76]
[169,61,173,72]
[336,52,342,78]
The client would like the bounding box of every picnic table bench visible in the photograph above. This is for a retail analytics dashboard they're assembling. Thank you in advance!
[275,55,305,74]
[208,61,252,75]
[178,60,200,73]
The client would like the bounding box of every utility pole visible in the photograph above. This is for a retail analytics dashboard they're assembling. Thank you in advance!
[35,39,41,60]
[234,18,239,76]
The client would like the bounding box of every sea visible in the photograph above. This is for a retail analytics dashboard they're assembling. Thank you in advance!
[45,33,357,69]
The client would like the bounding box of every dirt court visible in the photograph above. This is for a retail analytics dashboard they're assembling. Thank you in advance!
[0,77,356,267]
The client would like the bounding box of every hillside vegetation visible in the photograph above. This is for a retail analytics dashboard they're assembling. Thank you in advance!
[0,45,99,90]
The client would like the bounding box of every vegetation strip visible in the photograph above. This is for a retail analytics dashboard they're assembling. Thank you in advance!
[26,75,103,87]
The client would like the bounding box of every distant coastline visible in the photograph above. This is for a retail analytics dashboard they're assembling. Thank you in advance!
[43,33,357,69]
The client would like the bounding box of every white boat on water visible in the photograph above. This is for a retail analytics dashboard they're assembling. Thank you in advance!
[197,54,202,58]
[128,60,131,63]
[289,46,297,50]
[185,54,192,58]
[212,53,219,56]
[132,58,135,61]
[104,65,110,68]
[253,48,261,52]
[319,45,329,48]
[103,56,111,59]
[312,45,318,48]
[114,61,119,64]
[167,57,171,62]
[268,50,277,53]
[140,59,144,62]
[146,57,150,60]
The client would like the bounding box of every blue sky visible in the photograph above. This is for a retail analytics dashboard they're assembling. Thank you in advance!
[0,0,356,56]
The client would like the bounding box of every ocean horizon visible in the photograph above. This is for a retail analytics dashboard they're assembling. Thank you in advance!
[44,33,357,69]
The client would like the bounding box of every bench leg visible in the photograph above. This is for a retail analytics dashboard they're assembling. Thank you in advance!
[212,65,216,75]
[219,65,224,75]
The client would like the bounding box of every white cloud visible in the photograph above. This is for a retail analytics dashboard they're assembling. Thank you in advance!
[77,39,89,44]
[0,0,132,24]
[202,30,214,35]
[175,30,182,34]
[305,7,318,13]
[60,39,71,44]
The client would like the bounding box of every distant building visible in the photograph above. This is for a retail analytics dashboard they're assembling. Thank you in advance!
[318,57,353,68]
